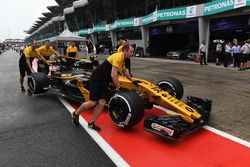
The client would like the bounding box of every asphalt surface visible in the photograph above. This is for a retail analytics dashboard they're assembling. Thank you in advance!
[0,50,115,167]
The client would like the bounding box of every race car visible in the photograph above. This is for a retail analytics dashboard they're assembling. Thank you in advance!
[29,59,212,140]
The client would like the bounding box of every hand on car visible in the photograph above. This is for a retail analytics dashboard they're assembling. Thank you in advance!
[132,80,141,85]
[114,87,127,92]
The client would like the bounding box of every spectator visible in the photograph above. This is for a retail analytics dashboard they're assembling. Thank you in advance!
[215,42,223,65]
[239,39,250,71]
[232,39,241,68]
[224,41,232,68]
[198,40,207,65]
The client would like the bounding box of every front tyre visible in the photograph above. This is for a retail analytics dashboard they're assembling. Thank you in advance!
[108,91,144,128]
[156,77,184,99]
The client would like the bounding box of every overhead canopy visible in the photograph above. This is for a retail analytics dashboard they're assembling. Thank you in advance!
[51,29,86,42]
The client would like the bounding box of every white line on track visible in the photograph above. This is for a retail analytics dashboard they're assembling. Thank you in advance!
[58,97,130,167]
[154,105,250,148]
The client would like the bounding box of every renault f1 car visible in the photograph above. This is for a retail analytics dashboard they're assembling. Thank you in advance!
[29,59,212,140]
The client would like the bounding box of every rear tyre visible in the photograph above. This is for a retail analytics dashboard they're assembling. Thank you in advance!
[156,77,184,99]
[108,91,144,128]
[29,72,49,94]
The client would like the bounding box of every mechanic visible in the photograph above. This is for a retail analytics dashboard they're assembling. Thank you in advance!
[66,42,78,57]
[71,45,136,131]
[117,39,132,76]
[37,41,62,73]
[22,40,40,95]
[18,45,27,92]
[38,40,61,60]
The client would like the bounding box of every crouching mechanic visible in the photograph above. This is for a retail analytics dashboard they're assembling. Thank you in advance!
[71,45,137,131]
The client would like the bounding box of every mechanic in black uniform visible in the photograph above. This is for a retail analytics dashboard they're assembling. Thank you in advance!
[71,45,136,131]
[19,47,28,92]
[19,41,39,93]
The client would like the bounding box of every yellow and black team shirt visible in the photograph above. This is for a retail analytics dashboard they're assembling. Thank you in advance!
[66,46,78,57]
[23,46,39,63]
[91,52,126,83]
[38,45,56,60]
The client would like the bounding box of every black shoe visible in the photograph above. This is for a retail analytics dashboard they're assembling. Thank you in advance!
[88,122,101,131]
[21,86,25,92]
[205,63,208,65]
[27,88,32,96]
[216,63,220,66]
[238,68,245,71]
[71,111,79,127]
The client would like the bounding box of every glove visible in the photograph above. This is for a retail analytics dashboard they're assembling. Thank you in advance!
[114,87,128,92]
[132,80,141,85]
[114,87,120,92]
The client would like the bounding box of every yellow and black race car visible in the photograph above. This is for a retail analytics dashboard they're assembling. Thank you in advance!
[29,59,212,140]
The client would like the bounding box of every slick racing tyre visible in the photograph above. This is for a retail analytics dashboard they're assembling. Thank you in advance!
[29,72,49,94]
[156,77,184,99]
[108,90,144,128]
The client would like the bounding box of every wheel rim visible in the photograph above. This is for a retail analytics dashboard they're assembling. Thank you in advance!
[157,82,177,97]
[109,97,129,123]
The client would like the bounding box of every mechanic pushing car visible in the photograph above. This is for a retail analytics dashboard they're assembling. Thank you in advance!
[71,45,137,131]
[37,41,62,73]
[21,40,41,95]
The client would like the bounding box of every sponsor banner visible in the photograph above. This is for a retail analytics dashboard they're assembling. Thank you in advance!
[93,25,106,33]
[157,7,186,21]
[142,13,154,25]
[204,0,248,15]
[110,21,117,30]
[110,18,135,30]
[117,18,134,28]
[79,29,89,35]
[74,0,250,35]
[153,10,158,22]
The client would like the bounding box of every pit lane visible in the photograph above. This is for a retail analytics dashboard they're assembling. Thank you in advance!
[0,50,249,166]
